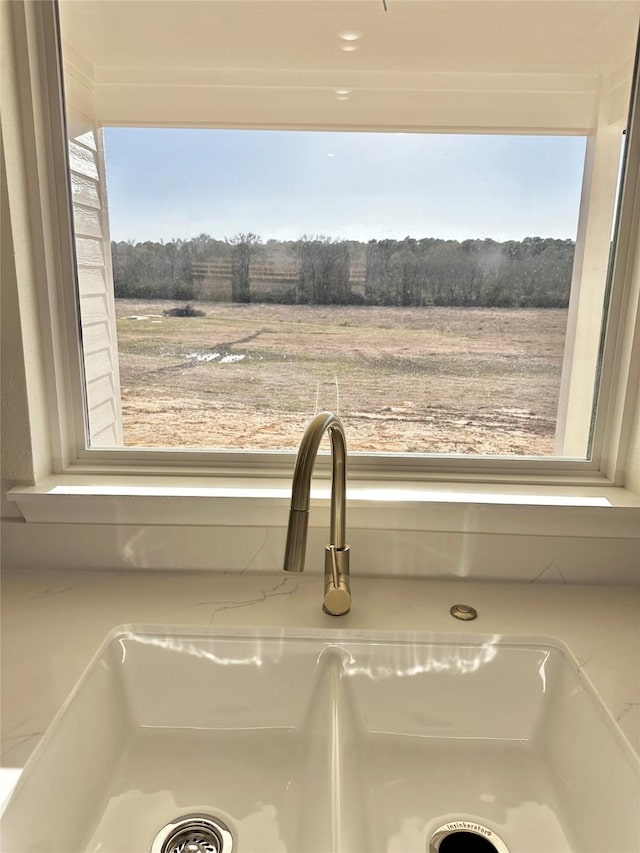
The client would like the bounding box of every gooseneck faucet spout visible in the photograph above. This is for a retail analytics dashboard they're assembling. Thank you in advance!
[283,411,351,616]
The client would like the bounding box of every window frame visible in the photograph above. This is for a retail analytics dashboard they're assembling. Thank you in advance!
[7,0,640,497]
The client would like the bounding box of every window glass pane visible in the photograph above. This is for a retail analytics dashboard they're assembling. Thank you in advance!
[57,0,640,457]
[105,128,582,455]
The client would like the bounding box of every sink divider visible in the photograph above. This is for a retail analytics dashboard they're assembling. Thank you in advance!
[293,646,372,853]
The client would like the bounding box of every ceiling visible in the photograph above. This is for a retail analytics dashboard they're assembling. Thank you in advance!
[60,1,639,77]
[58,1,639,132]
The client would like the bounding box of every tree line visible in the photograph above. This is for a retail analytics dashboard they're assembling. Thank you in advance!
[111,233,575,308]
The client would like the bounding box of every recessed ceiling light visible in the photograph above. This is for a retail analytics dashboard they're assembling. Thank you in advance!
[334,88,352,96]
[338,30,362,41]
[340,44,359,53]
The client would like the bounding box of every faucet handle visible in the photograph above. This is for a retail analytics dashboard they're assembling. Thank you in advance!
[323,584,351,616]
[323,545,351,616]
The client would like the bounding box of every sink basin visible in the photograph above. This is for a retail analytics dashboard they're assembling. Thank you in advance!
[2,627,638,852]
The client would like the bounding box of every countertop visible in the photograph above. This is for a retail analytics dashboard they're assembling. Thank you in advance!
[1,569,639,785]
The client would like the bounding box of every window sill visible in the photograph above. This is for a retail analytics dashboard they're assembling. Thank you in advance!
[8,475,640,538]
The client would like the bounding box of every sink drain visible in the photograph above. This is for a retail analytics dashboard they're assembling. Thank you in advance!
[151,814,233,853]
[429,821,509,853]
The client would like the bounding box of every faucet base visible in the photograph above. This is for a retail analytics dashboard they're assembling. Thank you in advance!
[323,545,351,616]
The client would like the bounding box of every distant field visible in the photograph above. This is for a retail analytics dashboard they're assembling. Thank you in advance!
[115,300,568,455]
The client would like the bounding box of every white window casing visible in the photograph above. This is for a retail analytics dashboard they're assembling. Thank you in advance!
[58,0,639,479]
[555,68,633,458]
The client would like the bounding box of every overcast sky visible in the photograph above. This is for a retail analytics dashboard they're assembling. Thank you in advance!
[103,128,587,244]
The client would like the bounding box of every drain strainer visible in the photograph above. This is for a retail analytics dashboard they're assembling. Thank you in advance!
[428,820,509,853]
[151,814,233,853]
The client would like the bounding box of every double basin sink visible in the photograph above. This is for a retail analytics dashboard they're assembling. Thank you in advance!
[2,627,638,852]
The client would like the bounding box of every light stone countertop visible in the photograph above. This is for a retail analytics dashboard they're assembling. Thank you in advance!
[1,569,638,781]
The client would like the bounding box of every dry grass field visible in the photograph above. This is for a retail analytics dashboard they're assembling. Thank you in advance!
[115,300,568,455]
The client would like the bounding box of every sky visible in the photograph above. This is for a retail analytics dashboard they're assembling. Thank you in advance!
[103,128,587,244]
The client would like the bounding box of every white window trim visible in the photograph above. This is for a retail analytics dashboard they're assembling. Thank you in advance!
[3,0,640,541]
[554,71,631,458]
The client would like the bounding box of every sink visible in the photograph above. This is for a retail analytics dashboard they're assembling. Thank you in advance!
[2,627,638,852]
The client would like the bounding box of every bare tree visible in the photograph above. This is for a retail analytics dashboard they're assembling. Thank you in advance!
[227,232,261,303]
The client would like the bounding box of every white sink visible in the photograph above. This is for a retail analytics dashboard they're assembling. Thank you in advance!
[2,627,638,852]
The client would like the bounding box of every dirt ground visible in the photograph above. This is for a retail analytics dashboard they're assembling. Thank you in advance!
[115,300,568,456]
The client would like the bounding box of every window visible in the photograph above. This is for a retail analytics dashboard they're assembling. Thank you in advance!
[7,0,640,487]
[101,127,586,457]
[54,0,639,467]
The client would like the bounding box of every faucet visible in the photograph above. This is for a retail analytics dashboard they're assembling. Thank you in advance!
[283,411,351,616]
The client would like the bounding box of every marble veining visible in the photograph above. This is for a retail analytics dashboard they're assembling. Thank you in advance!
[1,731,42,763]
[529,561,568,584]
[617,701,640,722]
[167,575,315,624]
